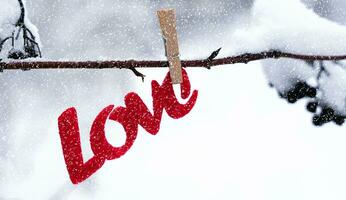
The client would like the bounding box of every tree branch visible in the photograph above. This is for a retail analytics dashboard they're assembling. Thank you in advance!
[1,50,346,71]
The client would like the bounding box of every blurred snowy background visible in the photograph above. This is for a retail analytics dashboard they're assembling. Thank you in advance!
[2,0,346,199]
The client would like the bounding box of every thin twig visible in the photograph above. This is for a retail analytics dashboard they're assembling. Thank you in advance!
[129,66,145,82]
[205,47,222,69]
[1,50,346,71]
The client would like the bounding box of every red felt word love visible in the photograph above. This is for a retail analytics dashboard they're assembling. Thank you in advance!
[58,69,198,184]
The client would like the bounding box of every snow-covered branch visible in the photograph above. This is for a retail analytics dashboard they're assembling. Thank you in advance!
[2,50,346,71]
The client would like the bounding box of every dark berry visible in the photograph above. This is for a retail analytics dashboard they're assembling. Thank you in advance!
[320,108,335,123]
[313,116,323,126]
[306,87,317,98]
[306,102,318,113]
[333,116,345,126]
[296,89,306,99]
[294,82,305,90]
[294,83,306,98]
[287,91,297,103]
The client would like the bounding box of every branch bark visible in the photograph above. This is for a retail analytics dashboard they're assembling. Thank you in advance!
[1,50,346,71]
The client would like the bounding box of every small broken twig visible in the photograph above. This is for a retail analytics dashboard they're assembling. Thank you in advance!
[129,66,145,82]
[205,47,222,69]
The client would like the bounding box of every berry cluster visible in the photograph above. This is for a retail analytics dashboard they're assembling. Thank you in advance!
[277,81,346,126]
[7,46,39,60]
[279,82,317,104]
[306,102,345,126]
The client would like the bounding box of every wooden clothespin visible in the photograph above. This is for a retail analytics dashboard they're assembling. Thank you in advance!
[157,9,182,84]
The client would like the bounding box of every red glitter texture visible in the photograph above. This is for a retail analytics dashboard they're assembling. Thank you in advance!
[58,69,198,184]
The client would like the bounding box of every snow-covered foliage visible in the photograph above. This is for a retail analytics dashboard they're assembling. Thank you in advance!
[229,0,346,55]
[0,1,19,37]
[319,61,346,113]
[226,0,346,125]
[0,0,41,60]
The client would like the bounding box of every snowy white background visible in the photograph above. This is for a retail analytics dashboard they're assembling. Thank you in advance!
[2,0,346,199]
